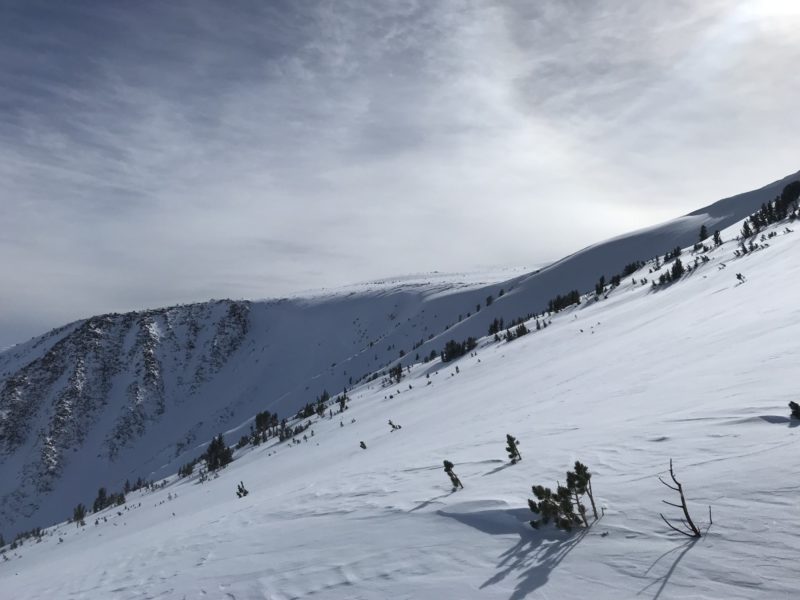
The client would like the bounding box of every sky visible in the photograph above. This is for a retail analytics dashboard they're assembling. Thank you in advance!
[1,0,799,348]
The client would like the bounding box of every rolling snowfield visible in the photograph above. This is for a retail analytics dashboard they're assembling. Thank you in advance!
[2,171,797,541]
[2,213,799,598]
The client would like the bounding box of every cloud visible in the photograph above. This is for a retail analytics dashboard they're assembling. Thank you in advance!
[1,0,798,346]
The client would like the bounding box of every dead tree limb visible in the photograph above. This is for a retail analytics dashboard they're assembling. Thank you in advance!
[586,478,598,520]
[658,459,702,538]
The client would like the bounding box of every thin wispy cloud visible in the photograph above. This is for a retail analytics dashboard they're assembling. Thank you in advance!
[1,0,798,347]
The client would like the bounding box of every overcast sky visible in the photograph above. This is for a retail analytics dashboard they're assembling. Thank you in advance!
[1,0,799,348]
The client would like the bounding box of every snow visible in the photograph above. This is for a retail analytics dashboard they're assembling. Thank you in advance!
[2,213,799,599]
[3,172,797,540]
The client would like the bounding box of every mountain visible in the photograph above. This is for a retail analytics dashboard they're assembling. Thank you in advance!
[0,170,797,540]
[3,174,800,599]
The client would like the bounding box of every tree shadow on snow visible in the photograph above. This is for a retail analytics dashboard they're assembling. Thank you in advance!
[726,415,799,428]
[437,507,588,599]
[482,463,515,477]
[755,415,799,428]
[408,491,456,512]
[638,538,698,599]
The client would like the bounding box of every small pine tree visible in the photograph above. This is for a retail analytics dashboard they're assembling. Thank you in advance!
[73,503,87,527]
[505,434,522,464]
[699,224,708,242]
[389,363,403,384]
[789,401,800,420]
[92,487,108,513]
[178,460,195,478]
[236,481,249,498]
[529,461,598,531]
[528,484,580,531]
[671,258,684,280]
[713,230,722,246]
[595,275,606,297]
[359,441,367,449]
[741,220,753,238]
[315,396,326,417]
[205,434,233,471]
[443,460,463,490]
[566,461,598,521]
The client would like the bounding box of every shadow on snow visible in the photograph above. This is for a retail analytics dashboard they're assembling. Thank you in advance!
[638,538,698,599]
[437,506,588,599]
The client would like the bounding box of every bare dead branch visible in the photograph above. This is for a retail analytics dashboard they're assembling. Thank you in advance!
[586,479,598,520]
[660,513,697,538]
[658,477,680,492]
[659,459,702,538]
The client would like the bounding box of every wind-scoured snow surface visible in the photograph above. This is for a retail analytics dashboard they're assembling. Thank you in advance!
[3,189,800,598]
[1,171,797,540]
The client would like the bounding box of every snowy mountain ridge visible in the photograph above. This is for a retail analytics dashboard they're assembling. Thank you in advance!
[0,169,797,545]
[3,177,800,598]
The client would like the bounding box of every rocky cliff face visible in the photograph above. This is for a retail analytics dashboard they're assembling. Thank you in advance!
[0,301,251,534]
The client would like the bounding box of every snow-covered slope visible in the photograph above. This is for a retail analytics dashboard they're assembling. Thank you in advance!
[0,170,797,543]
[3,200,800,599]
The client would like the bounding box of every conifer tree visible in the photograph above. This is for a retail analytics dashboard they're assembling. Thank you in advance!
[236,481,249,498]
[73,503,87,527]
[528,484,579,531]
[505,434,522,464]
[360,441,367,449]
[713,230,723,246]
[389,363,403,384]
[205,434,233,471]
[671,258,684,280]
[92,487,107,513]
[595,275,606,297]
[699,224,708,242]
[529,461,598,531]
[443,460,464,490]
[789,401,800,420]
[567,461,598,520]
